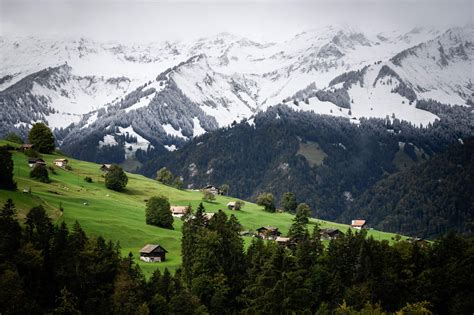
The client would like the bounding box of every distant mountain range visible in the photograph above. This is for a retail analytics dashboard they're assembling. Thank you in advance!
[1,25,472,163]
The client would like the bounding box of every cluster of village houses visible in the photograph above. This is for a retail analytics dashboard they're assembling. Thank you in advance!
[140,186,371,263]
[18,145,375,264]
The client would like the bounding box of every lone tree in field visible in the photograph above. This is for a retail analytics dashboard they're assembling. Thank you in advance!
[105,165,128,191]
[220,184,230,196]
[28,123,55,154]
[280,192,297,212]
[146,195,173,229]
[156,167,174,185]
[0,147,17,190]
[257,192,276,213]
[202,190,215,203]
[295,203,311,224]
[30,164,50,183]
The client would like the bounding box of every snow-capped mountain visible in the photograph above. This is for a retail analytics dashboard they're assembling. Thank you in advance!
[1,25,472,162]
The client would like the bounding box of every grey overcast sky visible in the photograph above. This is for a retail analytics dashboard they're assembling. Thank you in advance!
[1,0,472,43]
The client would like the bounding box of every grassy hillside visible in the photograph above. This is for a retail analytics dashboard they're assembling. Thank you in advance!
[0,140,404,276]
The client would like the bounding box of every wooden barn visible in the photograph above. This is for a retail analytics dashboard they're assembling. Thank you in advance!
[171,206,188,218]
[100,164,112,172]
[320,228,343,240]
[19,144,34,151]
[257,226,281,240]
[28,158,46,168]
[54,158,69,168]
[351,219,367,230]
[202,185,221,195]
[139,244,168,263]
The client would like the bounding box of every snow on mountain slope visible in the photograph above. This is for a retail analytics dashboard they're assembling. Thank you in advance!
[170,55,256,126]
[1,25,472,161]
[389,26,473,105]
[348,63,439,126]
[285,25,473,126]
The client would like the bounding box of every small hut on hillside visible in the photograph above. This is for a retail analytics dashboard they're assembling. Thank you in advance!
[54,158,69,168]
[100,164,112,172]
[257,226,281,240]
[139,244,168,262]
[28,158,46,168]
[320,228,343,240]
[19,144,34,151]
[171,206,188,218]
[202,185,221,195]
[351,220,367,230]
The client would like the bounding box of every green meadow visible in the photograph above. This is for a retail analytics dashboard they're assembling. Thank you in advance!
[0,140,404,276]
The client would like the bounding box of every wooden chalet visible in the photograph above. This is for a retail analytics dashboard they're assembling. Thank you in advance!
[320,228,343,240]
[351,219,367,230]
[19,144,34,151]
[139,244,168,263]
[275,236,291,245]
[202,185,221,195]
[171,206,188,218]
[28,158,46,168]
[54,158,69,168]
[257,226,282,240]
[227,201,236,210]
[100,164,112,172]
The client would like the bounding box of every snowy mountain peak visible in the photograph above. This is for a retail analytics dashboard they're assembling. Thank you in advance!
[1,25,473,160]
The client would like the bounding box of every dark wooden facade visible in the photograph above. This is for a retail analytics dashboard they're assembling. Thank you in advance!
[139,244,168,262]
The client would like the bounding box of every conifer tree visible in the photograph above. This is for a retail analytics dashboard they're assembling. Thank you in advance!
[0,147,17,190]
[0,199,21,257]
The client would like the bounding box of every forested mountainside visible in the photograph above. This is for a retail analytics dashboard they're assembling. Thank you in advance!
[343,138,474,239]
[139,103,473,237]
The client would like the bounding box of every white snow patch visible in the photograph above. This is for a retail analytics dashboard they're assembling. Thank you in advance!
[99,134,118,147]
[125,92,155,113]
[192,117,206,137]
[164,144,177,151]
[162,123,187,139]
[46,112,81,129]
[14,122,30,128]
[82,112,98,129]
[116,126,154,159]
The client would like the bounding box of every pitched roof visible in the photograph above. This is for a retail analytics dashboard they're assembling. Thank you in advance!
[351,219,366,227]
[204,213,215,220]
[257,226,279,232]
[139,244,168,254]
[321,228,340,234]
[203,185,219,190]
[275,236,290,242]
[227,202,236,207]
[171,206,188,214]
[28,158,45,163]
[54,158,68,162]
